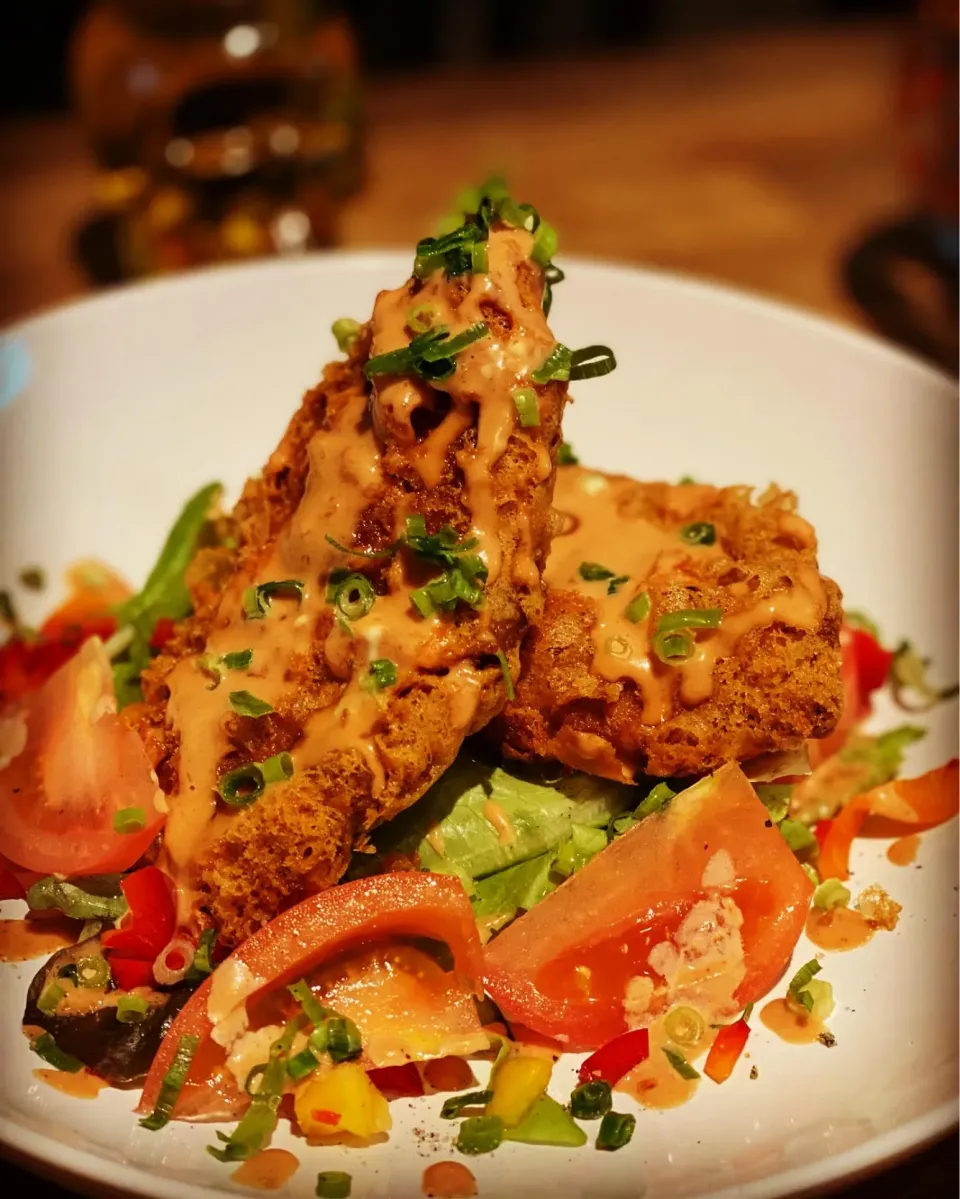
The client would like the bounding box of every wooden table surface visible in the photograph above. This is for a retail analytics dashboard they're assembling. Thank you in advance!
[0,24,913,330]
[1,19,956,1199]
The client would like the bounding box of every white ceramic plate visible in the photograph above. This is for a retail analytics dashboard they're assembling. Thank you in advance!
[0,254,957,1199]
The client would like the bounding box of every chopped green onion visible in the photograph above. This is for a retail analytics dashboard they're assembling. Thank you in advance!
[228,690,274,719]
[569,1080,612,1120]
[607,575,630,595]
[112,806,147,834]
[569,345,617,381]
[74,956,111,989]
[222,649,253,671]
[787,959,822,1012]
[844,609,881,639]
[664,1006,706,1046]
[496,649,516,701]
[260,752,294,784]
[140,1034,200,1129]
[531,344,572,384]
[779,818,817,853]
[186,928,217,980]
[326,1016,363,1062]
[325,534,394,560]
[680,521,716,546]
[217,763,266,807]
[658,608,723,633]
[803,979,836,1022]
[531,220,558,268]
[288,979,361,1061]
[26,877,128,922]
[117,994,151,1023]
[316,1172,352,1199]
[801,862,821,886]
[289,980,328,1025]
[332,318,361,353]
[578,562,616,582]
[38,983,65,1015]
[361,658,397,692]
[469,242,489,273]
[19,566,45,591]
[596,1111,636,1151]
[512,387,540,427]
[242,579,304,620]
[557,440,578,465]
[407,303,439,333]
[813,878,851,911]
[308,1025,330,1055]
[456,1114,504,1155]
[755,783,792,824]
[662,1047,700,1080]
[32,1033,83,1073]
[637,780,676,820]
[678,474,697,485]
[440,1089,493,1119]
[287,1047,320,1081]
[365,323,489,381]
[244,1063,268,1096]
[420,321,489,361]
[625,592,651,623]
[652,629,694,664]
[332,573,375,622]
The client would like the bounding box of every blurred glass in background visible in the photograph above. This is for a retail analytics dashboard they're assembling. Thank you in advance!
[71,0,362,279]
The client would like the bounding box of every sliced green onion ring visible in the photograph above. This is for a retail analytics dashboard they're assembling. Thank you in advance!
[407,303,439,333]
[531,344,572,384]
[117,994,151,1023]
[316,1172,353,1199]
[243,580,305,620]
[625,592,651,623]
[663,1006,706,1046]
[531,220,558,268]
[75,956,111,989]
[260,752,294,785]
[569,345,617,380]
[813,878,852,911]
[32,1032,83,1073]
[569,1080,612,1120]
[456,1114,504,1155]
[333,574,375,622]
[652,628,695,664]
[596,1110,636,1151]
[331,318,361,353]
[217,764,266,807]
[680,521,716,546]
[440,1089,494,1119]
[512,387,540,427]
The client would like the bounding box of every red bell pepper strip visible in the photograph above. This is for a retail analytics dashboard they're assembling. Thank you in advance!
[849,626,895,698]
[704,1019,751,1084]
[577,1027,650,1085]
[813,819,833,851]
[109,957,156,991]
[149,618,177,651]
[366,1063,425,1100]
[101,866,176,961]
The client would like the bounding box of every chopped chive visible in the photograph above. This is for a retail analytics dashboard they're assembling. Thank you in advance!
[662,1047,700,1080]
[578,562,616,582]
[186,928,217,980]
[332,318,361,353]
[813,878,852,911]
[38,983,65,1015]
[557,440,578,465]
[512,387,540,427]
[217,763,266,807]
[242,579,305,620]
[228,690,274,719]
[140,1034,200,1129]
[32,1033,83,1073]
[117,994,151,1023]
[112,806,147,834]
[260,752,294,784]
[332,573,375,622]
[531,220,558,267]
[569,345,617,381]
[680,521,716,546]
[74,956,111,989]
[625,592,651,623]
[286,1047,320,1081]
[658,609,723,633]
[419,321,489,361]
[496,649,516,701]
[569,1080,612,1120]
[325,534,394,560]
[531,343,572,384]
[456,1114,504,1155]
[316,1172,352,1199]
[360,658,397,692]
[596,1111,636,1151]
[440,1089,494,1119]
[326,1016,363,1062]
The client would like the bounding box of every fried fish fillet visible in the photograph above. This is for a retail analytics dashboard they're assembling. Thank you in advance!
[129,221,568,945]
[496,465,844,781]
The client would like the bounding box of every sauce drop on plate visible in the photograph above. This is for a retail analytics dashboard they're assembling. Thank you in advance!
[230,1148,299,1190]
[805,906,874,952]
[0,917,77,962]
[760,998,825,1044]
[887,834,920,866]
[422,1161,478,1198]
[33,1068,108,1099]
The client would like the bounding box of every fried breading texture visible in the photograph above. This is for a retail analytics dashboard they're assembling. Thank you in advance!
[495,469,844,780]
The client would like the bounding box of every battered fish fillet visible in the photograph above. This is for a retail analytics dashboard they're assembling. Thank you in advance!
[496,465,844,781]
[128,220,568,945]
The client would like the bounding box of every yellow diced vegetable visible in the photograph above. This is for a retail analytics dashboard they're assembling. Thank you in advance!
[486,1055,553,1128]
[294,1063,392,1140]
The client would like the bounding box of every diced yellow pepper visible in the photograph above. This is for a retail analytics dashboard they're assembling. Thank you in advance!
[294,1063,392,1140]
[486,1055,553,1128]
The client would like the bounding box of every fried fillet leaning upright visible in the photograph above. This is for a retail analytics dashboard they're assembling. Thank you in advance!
[128,210,572,944]
[497,464,844,781]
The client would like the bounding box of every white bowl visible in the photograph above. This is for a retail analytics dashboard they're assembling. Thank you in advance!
[0,253,957,1199]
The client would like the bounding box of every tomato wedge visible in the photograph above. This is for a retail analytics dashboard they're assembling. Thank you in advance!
[483,764,813,1051]
[819,759,959,881]
[0,638,164,875]
[138,873,484,1122]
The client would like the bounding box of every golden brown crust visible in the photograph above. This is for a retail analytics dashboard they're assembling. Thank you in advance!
[494,473,844,779]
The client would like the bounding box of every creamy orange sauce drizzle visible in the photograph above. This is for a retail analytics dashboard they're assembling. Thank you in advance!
[0,917,77,962]
[887,833,920,866]
[230,1148,299,1190]
[805,905,875,951]
[159,226,551,924]
[760,997,826,1044]
[547,468,827,723]
[33,1068,109,1099]
[618,1016,712,1110]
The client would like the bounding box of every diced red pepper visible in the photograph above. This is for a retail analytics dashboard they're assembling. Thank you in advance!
[813,819,834,851]
[704,1019,751,1084]
[311,1109,342,1126]
[367,1063,425,1100]
[577,1027,650,1085]
[0,862,26,902]
[849,626,895,698]
[101,866,176,961]
[110,956,156,991]
[150,618,177,651]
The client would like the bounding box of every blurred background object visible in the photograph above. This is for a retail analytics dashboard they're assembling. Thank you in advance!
[0,0,956,373]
